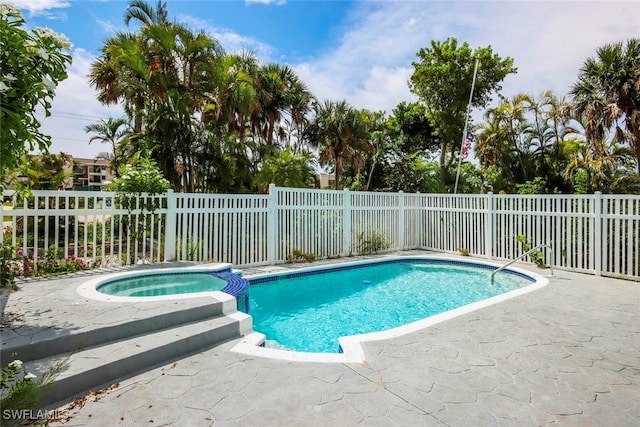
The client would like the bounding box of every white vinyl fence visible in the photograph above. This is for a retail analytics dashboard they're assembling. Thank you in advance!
[2,186,638,280]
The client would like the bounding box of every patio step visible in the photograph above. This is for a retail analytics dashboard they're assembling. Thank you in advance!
[1,298,231,363]
[28,311,250,408]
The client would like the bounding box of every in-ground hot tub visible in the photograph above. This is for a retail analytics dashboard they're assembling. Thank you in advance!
[77,263,250,312]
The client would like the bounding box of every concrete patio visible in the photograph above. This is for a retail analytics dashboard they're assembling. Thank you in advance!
[1,252,639,426]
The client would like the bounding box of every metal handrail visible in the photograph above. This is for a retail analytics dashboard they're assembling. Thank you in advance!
[491,244,554,285]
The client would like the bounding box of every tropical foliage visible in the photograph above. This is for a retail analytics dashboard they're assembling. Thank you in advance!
[570,39,640,171]
[2,1,638,195]
[88,1,314,193]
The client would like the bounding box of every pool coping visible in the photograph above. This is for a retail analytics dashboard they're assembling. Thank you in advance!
[231,255,549,364]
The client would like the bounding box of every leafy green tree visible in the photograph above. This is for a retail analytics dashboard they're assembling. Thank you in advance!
[475,91,577,193]
[90,1,225,191]
[0,4,72,184]
[253,63,313,149]
[88,1,316,193]
[570,38,640,171]
[381,156,442,193]
[124,0,169,26]
[205,51,259,142]
[88,31,148,133]
[389,102,439,158]
[409,37,516,187]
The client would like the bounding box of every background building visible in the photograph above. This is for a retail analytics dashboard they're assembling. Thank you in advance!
[67,158,114,191]
[316,173,336,189]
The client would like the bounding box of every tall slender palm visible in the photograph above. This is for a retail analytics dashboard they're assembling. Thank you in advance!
[522,90,573,186]
[494,93,534,181]
[252,63,313,149]
[285,77,314,151]
[304,100,372,190]
[84,117,130,177]
[206,51,258,141]
[570,38,640,171]
[475,109,507,168]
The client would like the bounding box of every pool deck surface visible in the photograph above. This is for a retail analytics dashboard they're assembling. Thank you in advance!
[1,251,639,426]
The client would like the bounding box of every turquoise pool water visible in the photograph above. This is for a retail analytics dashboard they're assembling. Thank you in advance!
[97,273,228,297]
[249,261,532,353]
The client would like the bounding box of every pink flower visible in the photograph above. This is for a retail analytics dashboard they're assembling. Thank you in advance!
[16,249,23,257]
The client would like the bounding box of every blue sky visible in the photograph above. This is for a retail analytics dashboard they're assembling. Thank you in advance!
[11,0,640,159]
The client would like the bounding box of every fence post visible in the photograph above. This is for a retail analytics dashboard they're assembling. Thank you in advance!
[593,191,602,276]
[343,188,351,257]
[267,184,278,265]
[416,191,421,248]
[398,191,405,250]
[164,190,177,261]
[485,191,494,260]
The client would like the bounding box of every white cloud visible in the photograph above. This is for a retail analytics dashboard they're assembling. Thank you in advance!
[351,66,416,112]
[290,0,640,117]
[10,0,69,15]
[95,19,118,35]
[178,14,274,60]
[38,48,123,158]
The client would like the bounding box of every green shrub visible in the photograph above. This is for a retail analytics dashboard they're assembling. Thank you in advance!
[357,230,390,255]
[1,358,64,426]
[286,249,316,263]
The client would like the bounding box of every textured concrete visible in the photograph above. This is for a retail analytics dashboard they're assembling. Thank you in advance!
[1,252,639,426]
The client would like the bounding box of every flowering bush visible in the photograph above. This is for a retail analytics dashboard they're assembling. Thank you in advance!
[38,247,95,276]
[0,243,18,288]
[0,4,72,184]
[1,358,64,425]
[0,244,95,286]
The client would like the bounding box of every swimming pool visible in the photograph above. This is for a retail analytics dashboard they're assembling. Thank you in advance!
[234,257,548,362]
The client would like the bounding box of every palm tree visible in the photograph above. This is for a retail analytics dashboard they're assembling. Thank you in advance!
[124,0,168,26]
[570,38,640,171]
[88,32,148,133]
[563,136,638,193]
[85,117,130,177]
[475,108,507,169]
[205,51,259,142]
[286,78,314,152]
[304,100,372,190]
[250,63,313,149]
